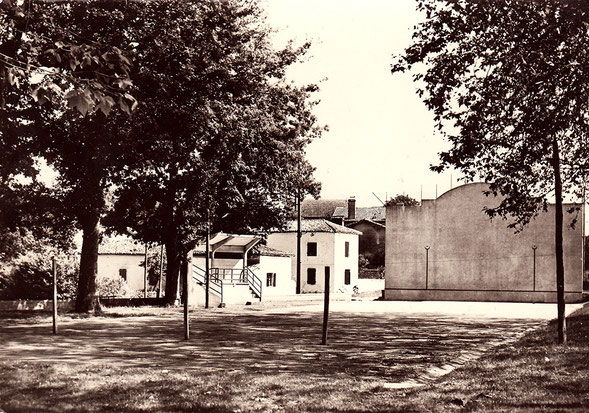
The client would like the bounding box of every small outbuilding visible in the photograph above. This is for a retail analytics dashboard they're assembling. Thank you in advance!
[97,236,147,292]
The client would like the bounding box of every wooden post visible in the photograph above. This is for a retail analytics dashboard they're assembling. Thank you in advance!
[144,244,148,298]
[184,250,192,340]
[321,266,330,345]
[52,257,57,334]
[158,244,164,298]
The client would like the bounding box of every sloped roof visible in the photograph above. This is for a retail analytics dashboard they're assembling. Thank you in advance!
[347,219,386,229]
[193,233,261,254]
[278,218,362,235]
[334,205,386,221]
[301,199,347,219]
[255,245,294,257]
[99,236,145,255]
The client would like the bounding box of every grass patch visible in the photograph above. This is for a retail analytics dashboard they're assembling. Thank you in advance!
[0,304,587,412]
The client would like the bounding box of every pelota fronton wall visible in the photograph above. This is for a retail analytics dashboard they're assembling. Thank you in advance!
[384,183,584,303]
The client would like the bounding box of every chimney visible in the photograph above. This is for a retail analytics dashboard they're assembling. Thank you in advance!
[348,197,356,220]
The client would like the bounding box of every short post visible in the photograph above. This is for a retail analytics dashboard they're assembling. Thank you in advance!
[184,250,192,340]
[52,257,58,334]
[321,266,330,345]
[158,244,164,298]
[144,244,148,298]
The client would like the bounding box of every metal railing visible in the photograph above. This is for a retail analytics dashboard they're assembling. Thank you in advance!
[192,264,223,302]
[241,267,262,301]
[211,268,247,284]
[194,266,262,302]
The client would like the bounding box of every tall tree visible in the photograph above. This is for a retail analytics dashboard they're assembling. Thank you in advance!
[104,0,322,304]
[393,0,589,343]
[1,0,135,312]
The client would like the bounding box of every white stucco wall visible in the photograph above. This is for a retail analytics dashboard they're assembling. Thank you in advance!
[266,231,360,293]
[253,255,295,296]
[97,254,145,291]
[333,233,359,292]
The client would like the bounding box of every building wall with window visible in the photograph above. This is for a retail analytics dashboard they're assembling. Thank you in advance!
[253,255,294,296]
[333,233,359,291]
[384,183,584,303]
[267,221,361,293]
[97,254,145,291]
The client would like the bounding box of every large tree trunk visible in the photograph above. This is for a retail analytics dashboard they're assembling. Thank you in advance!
[164,236,182,306]
[552,137,567,344]
[75,208,101,313]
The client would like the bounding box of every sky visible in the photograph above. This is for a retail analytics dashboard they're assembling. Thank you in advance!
[263,0,459,207]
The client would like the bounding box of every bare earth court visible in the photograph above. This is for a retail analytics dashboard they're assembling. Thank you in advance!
[0,300,583,412]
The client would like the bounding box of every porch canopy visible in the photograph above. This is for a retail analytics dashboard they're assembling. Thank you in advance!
[193,233,262,269]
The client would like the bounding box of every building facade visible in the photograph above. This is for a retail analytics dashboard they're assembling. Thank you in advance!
[267,219,361,293]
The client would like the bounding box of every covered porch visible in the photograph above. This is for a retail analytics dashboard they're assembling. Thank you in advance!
[191,233,263,303]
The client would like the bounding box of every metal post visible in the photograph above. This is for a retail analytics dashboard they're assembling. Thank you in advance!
[532,245,537,291]
[144,244,148,298]
[425,246,430,289]
[296,189,302,294]
[205,219,210,309]
[321,266,330,345]
[52,257,57,334]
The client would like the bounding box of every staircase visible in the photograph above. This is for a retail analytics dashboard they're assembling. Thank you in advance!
[192,264,223,304]
[191,265,262,305]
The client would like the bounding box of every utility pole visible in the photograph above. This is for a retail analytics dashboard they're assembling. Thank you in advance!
[296,188,302,294]
[205,213,210,309]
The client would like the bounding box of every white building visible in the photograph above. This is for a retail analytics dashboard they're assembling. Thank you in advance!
[267,219,361,293]
[190,233,294,306]
[97,237,147,293]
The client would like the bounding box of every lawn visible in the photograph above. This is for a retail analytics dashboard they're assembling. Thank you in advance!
[0,302,587,412]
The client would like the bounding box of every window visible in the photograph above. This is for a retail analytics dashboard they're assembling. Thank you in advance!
[345,241,350,257]
[266,273,276,287]
[344,269,351,285]
[307,268,316,285]
[307,242,317,256]
[119,268,127,282]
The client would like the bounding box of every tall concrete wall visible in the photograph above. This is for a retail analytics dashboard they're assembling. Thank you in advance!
[384,183,584,303]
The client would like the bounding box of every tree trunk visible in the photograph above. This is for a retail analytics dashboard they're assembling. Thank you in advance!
[75,208,101,313]
[164,237,182,306]
[552,137,567,344]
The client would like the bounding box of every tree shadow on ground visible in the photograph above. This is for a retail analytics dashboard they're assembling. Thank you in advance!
[0,309,541,384]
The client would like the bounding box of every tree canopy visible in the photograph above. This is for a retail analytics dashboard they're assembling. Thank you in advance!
[385,194,419,207]
[393,0,589,343]
[102,0,322,304]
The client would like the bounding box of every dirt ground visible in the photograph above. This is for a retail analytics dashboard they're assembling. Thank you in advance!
[0,300,570,385]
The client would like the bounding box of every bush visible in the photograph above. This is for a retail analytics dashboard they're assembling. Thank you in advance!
[0,247,79,300]
[96,277,130,298]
